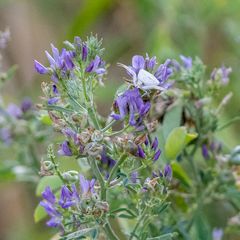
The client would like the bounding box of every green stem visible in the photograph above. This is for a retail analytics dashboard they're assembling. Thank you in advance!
[107,153,127,186]
[50,156,66,184]
[88,156,106,200]
[217,116,240,131]
[101,120,117,132]
[129,206,148,240]
[103,220,120,240]
[88,156,120,239]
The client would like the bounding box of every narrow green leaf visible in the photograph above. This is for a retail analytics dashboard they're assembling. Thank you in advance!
[63,227,97,240]
[36,175,62,196]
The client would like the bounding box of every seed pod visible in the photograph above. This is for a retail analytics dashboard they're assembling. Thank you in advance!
[84,142,103,156]
[62,170,79,182]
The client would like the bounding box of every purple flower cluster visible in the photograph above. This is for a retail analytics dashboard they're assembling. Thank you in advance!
[6,98,33,119]
[136,136,161,162]
[40,174,95,228]
[152,164,172,182]
[119,55,173,90]
[111,88,150,126]
[34,37,106,82]
[142,164,172,192]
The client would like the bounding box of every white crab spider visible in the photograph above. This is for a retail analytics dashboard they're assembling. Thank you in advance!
[118,63,165,91]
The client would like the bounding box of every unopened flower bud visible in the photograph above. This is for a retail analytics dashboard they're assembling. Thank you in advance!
[91,130,103,142]
[63,40,75,50]
[41,82,51,97]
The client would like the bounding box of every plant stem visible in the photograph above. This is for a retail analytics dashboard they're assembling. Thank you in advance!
[88,156,106,200]
[103,220,120,240]
[107,153,127,186]
[129,206,148,240]
[88,156,120,239]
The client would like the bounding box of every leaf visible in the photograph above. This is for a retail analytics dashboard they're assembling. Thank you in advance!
[34,204,47,223]
[40,114,52,125]
[171,161,192,187]
[36,175,62,196]
[165,127,197,160]
[118,214,136,219]
[62,227,97,240]
[194,214,211,240]
[162,104,183,140]
[165,127,187,160]
[68,0,114,38]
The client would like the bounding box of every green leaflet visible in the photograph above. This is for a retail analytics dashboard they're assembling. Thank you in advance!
[165,127,198,160]
[171,161,192,187]
[36,175,62,196]
[34,203,47,223]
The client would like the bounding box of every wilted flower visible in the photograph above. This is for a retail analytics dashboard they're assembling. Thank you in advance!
[111,88,150,126]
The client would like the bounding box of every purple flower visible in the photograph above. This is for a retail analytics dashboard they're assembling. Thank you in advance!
[137,145,146,158]
[211,65,232,85]
[202,144,209,160]
[59,185,76,208]
[79,174,95,196]
[119,55,173,91]
[6,104,23,119]
[153,149,161,161]
[48,97,60,105]
[151,137,159,151]
[34,60,49,74]
[180,55,192,69]
[0,128,12,145]
[111,88,150,126]
[85,55,106,75]
[21,98,32,112]
[82,44,88,61]
[52,84,59,95]
[42,186,56,204]
[40,186,62,228]
[130,171,139,184]
[212,228,223,240]
[100,150,116,168]
[164,164,172,181]
[221,65,232,85]
[58,141,72,156]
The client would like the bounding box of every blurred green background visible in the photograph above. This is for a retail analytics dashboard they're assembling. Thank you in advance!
[0,0,240,239]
